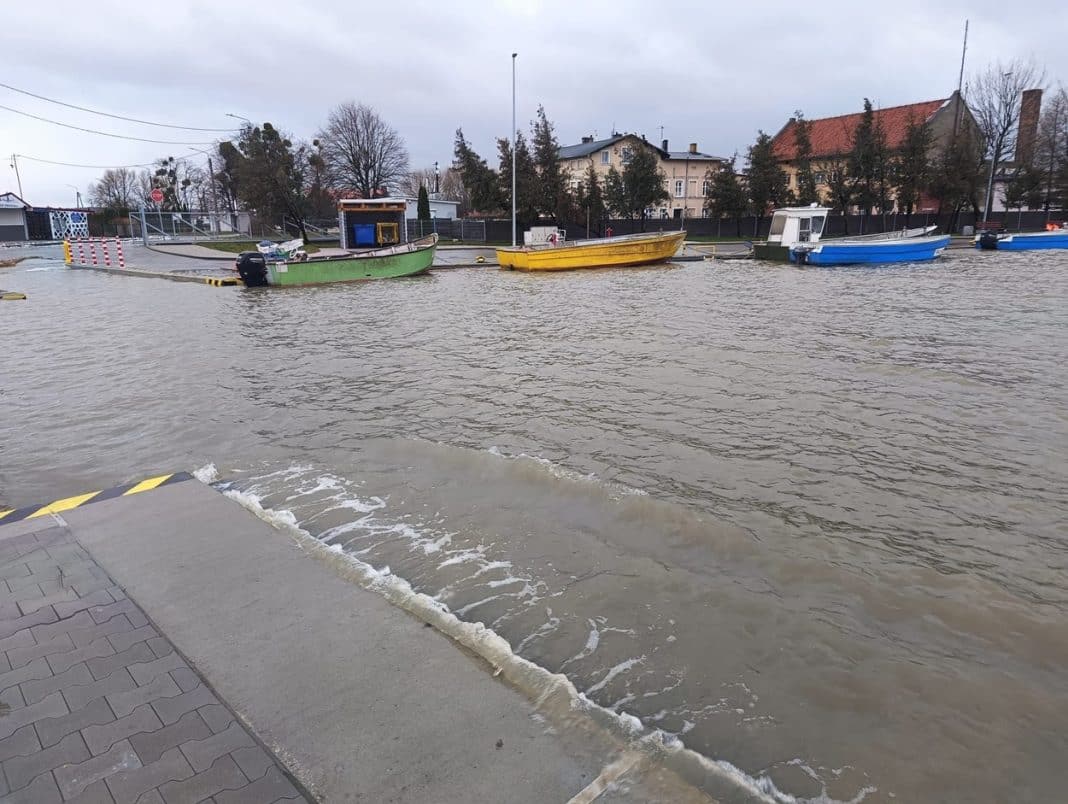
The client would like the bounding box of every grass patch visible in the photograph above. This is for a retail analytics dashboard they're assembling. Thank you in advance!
[201,240,335,255]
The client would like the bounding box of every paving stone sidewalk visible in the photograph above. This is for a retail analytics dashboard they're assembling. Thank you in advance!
[0,521,308,803]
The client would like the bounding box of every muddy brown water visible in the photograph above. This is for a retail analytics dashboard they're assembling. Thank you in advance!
[3,244,1067,801]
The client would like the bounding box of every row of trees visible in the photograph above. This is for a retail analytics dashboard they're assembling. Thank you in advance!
[452,106,671,233]
[88,103,470,240]
[706,60,1067,234]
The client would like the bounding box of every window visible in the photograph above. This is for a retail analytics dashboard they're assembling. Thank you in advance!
[674,180,684,197]
[621,147,633,163]
[702,180,711,197]
[814,172,826,185]
[601,151,609,165]
[769,213,786,236]
[660,208,668,219]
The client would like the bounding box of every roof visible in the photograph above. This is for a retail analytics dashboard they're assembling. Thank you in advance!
[0,192,30,209]
[772,98,950,161]
[667,150,726,161]
[558,135,626,160]
[558,134,670,160]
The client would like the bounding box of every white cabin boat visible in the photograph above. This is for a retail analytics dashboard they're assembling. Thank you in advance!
[753,205,830,261]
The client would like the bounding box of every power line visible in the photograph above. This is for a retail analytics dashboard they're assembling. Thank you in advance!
[15,150,214,169]
[0,81,234,132]
[0,103,218,145]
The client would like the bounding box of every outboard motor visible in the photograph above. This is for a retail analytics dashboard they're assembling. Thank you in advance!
[978,231,1000,250]
[235,251,269,286]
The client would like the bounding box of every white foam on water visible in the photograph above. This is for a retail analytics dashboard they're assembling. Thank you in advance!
[194,463,219,484]
[483,446,649,498]
[585,656,645,695]
[215,469,869,804]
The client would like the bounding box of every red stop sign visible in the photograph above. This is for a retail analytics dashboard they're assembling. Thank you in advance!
[149,188,164,204]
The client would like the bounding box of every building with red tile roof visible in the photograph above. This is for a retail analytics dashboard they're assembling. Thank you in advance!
[769,92,974,211]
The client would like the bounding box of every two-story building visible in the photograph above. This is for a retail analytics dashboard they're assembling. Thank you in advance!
[769,92,973,210]
[559,134,725,220]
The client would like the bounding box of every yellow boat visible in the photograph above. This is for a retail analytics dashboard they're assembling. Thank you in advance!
[496,230,686,271]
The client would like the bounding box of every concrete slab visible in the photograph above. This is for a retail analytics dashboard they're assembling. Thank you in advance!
[58,482,634,802]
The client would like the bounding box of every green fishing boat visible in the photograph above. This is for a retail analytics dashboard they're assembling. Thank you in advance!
[236,234,437,287]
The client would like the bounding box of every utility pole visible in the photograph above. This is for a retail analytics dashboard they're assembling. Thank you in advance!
[10,154,24,198]
[953,20,969,137]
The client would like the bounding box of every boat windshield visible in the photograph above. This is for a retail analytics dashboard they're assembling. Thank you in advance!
[768,213,786,238]
[812,216,826,236]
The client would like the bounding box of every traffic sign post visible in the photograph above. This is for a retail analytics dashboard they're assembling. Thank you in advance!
[149,188,164,204]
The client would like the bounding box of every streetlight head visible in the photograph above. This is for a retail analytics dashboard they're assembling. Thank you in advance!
[512,53,517,58]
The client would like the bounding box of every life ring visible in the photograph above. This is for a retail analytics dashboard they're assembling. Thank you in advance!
[547,232,558,246]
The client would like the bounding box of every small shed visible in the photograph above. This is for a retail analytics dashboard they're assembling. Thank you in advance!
[338,198,407,249]
[0,192,30,242]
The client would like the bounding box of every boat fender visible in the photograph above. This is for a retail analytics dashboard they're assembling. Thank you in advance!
[476,256,485,264]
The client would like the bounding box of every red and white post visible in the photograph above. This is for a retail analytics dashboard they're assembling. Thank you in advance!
[115,236,125,268]
[102,238,112,267]
[77,237,86,265]
[89,238,98,266]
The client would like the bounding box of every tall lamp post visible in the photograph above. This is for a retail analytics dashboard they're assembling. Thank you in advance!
[65,184,82,208]
[680,152,689,232]
[511,53,517,247]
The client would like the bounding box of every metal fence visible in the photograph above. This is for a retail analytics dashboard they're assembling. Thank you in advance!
[405,218,486,242]
[135,208,257,245]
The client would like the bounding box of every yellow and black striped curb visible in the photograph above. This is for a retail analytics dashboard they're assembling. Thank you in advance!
[205,277,243,287]
[0,472,194,525]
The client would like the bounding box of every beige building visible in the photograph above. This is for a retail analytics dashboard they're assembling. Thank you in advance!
[559,134,725,220]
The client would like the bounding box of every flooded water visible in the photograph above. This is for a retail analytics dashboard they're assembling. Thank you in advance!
[3,244,1067,802]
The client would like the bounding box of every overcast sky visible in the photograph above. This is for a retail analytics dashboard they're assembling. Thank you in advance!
[4,0,1066,207]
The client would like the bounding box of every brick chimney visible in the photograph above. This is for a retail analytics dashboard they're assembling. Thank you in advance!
[1015,89,1042,165]
[581,135,593,144]
[688,143,698,154]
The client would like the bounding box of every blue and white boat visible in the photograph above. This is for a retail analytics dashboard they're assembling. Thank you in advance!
[976,225,1068,251]
[791,231,951,265]
[760,205,950,266]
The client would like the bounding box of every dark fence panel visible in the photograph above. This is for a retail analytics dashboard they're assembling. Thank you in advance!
[465,209,1067,243]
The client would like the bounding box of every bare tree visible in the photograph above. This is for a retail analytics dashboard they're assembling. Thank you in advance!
[438,167,468,209]
[397,167,438,198]
[969,58,1045,218]
[1034,87,1068,213]
[317,102,409,198]
[88,168,139,210]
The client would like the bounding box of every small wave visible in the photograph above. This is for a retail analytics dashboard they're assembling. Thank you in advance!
[194,462,219,483]
[483,445,648,498]
[215,473,859,804]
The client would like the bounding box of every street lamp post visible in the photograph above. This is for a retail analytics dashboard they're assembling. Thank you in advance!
[65,184,82,208]
[511,53,517,247]
[226,113,252,127]
[680,153,689,232]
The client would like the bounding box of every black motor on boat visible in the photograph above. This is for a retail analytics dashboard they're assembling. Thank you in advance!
[978,231,1000,250]
[235,251,269,286]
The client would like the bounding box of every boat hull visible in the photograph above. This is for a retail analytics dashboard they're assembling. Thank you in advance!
[975,231,1068,251]
[752,243,791,262]
[497,231,685,271]
[265,237,437,286]
[792,235,951,266]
